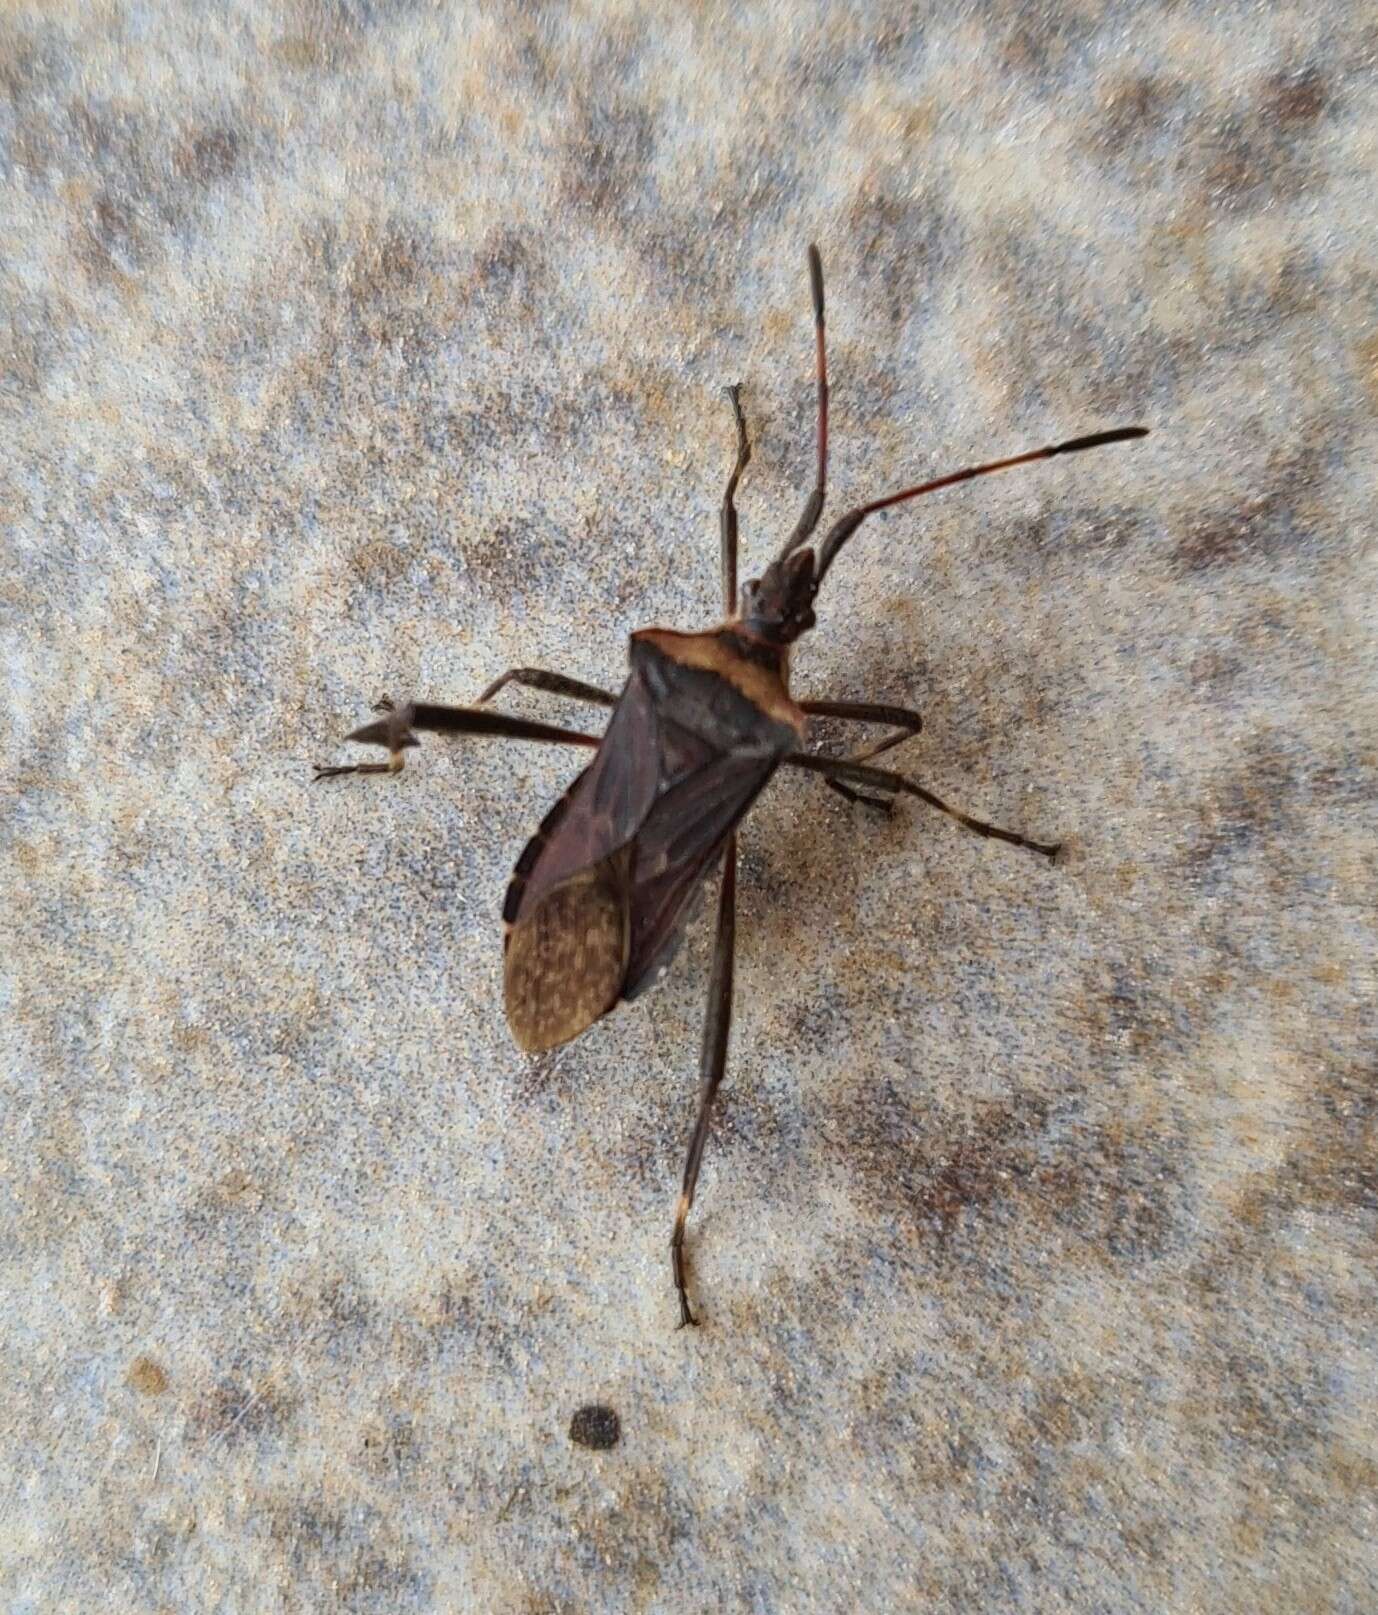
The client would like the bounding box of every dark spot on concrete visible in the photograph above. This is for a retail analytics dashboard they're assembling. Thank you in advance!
[273,0,423,73]
[339,222,437,350]
[452,511,572,602]
[829,1079,1045,1243]
[1171,447,1324,574]
[344,537,410,587]
[78,191,147,280]
[921,1136,1003,1239]
[512,1044,580,1110]
[318,1272,375,1336]
[711,1070,798,1167]
[637,210,733,306]
[0,29,66,107]
[261,1494,431,1609]
[829,1077,1185,1265]
[189,1374,291,1446]
[1199,118,1283,215]
[275,31,346,71]
[474,227,529,293]
[569,1402,621,1450]
[359,1413,420,1475]
[69,99,137,166]
[175,124,241,185]
[1304,1058,1378,1214]
[56,93,266,284]
[1180,731,1368,910]
[845,185,959,332]
[1213,250,1325,358]
[127,1354,170,1395]
[179,1164,268,1238]
[783,978,852,1048]
[1005,501,1150,567]
[1264,66,1330,128]
[1195,69,1332,218]
[1188,646,1246,690]
[471,226,550,319]
[611,1041,716,1192]
[1220,1350,1329,1456]
[1184,745,1297,885]
[559,95,655,219]
[1174,508,1254,573]
[994,8,1100,84]
[1081,960,1191,1064]
[0,292,60,396]
[1091,74,1188,160]
[513,1598,576,1615]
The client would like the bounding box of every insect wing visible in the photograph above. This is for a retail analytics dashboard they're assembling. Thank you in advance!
[622,747,779,999]
[504,845,634,1052]
[502,670,660,928]
[502,668,664,1051]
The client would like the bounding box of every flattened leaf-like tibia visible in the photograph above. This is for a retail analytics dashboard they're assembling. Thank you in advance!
[503,846,633,1053]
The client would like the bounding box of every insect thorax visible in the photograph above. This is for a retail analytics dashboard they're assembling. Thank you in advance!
[630,626,806,750]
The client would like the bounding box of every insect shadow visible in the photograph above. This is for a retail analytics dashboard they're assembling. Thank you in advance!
[316,245,1148,1327]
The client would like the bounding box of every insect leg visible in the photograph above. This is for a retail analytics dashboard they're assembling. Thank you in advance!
[783,752,1060,859]
[313,698,599,780]
[719,385,751,613]
[800,698,924,738]
[670,833,737,1329]
[476,667,615,709]
[800,699,925,809]
[781,243,829,555]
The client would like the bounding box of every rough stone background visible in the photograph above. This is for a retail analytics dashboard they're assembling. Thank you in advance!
[4,2,1376,1610]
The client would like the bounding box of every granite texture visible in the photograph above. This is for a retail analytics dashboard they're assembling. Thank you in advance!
[4,2,1376,1610]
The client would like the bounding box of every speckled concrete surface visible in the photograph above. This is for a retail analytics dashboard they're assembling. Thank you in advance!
[4,2,1376,1610]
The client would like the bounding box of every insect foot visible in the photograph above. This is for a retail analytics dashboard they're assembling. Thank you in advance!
[346,696,418,749]
[312,698,419,781]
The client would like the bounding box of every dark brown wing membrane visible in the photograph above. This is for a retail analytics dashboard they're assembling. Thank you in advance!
[503,671,661,926]
[502,663,665,1051]
[502,760,593,927]
[623,749,780,999]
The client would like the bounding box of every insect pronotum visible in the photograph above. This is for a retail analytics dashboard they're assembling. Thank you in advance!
[316,245,1148,1327]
